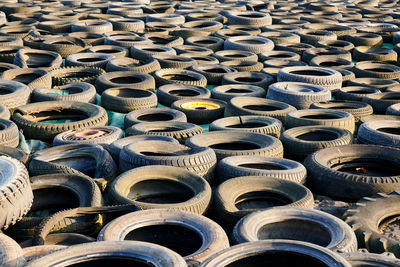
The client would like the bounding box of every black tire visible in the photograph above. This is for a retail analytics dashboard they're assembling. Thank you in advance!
[40,37,88,58]
[65,53,114,69]
[1,68,51,91]
[335,86,381,101]
[154,68,207,87]
[363,92,400,114]
[211,84,266,101]
[119,141,217,182]
[7,173,102,241]
[210,116,282,137]
[214,177,313,225]
[0,79,30,109]
[185,131,283,160]
[224,36,274,54]
[124,108,187,128]
[277,66,342,91]
[101,87,157,113]
[309,55,354,70]
[157,84,211,107]
[24,241,186,266]
[86,45,129,59]
[258,50,301,62]
[353,61,400,80]
[71,20,113,34]
[221,72,274,89]
[31,82,96,103]
[316,40,355,51]
[173,44,213,56]
[190,64,237,85]
[275,42,315,56]
[310,100,373,123]
[0,233,25,267]
[107,135,179,162]
[225,96,296,123]
[199,240,351,267]
[353,46,397,63]
[29,144,117,188]
[23,245,66,262]
[302,47,352,64]
[298,29,337,46]
[130,44,176,61]
[12,101,108,141]
[53,126,123,147]
[108,18,145,32]
[303,144,400,199]
[50,66,105,86]
[217,156,307,184]
[125,121,203,143]
[386,103,400,116]
[95,71,155,94]
[280,126,353,160]
[358,120,400,147]
[171,98,226,124]
[14,48,62,71]
[345,192,400,257]
[226,11,272,27]
[221,60,264,72]
[0,155,32,231]
[98,209,229,266]
[185,36,224,52]
[285,109,355,133]
[233,207,357,252]
[153,54,197,69]
[345,32,383,47]
[267,82,331,110]
[105,57,161,74]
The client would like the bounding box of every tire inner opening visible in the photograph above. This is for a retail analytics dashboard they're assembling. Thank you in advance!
[243,104,280,111]
[169,89,200,96]
[137,113,174,122]
[124,224,202,257]
[111,89,151,98]
[13,73,41,84]
[257,219,331,247]
[238,163,287,170]
[301,114,340,120]
[235,191,292,210]
[109,76,142,84]
[379,214,400,242]
[364,68,392,73]
[226,89,253,93]
[234,77,262,83]
[290,70,330,76]
[163,74,198,82]
[129,179,194,204]
[52,156,97,177]
[209,141,260,150]
[25,109,88,123]
[66,257,155,267]
[225,251,329,267]
[227,122,266,128]
[76,57,104,63]
[296,131,339,141]
[330,158,400,176]
[236,39,265,45]
[148,126,182,132]
[376,127,400,135]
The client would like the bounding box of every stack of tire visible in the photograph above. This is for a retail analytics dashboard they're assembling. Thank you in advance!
[1,0,400,265]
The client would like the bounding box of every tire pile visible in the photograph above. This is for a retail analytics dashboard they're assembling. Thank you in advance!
[2,0,400,266]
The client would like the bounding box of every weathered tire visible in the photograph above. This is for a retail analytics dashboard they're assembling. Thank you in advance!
[1,68,51,91]
[353,61,400,80]
[335,86,381,102]
[50,66,105,86]
[157,84,211,107]
[101,87,157,113]
[211,84,266,101]
[0,233,25,267]
[171,98,226,124]
[32,82,96,103]
[154,68,207,87]
[53,126,123,147]
[109,165,211,213]
[0,119,19,148]
[340,249,400,266]
[233,207,357,253]
[98,209,229,266]
[95,71,155,94]
[224,36,274,54]
[363,92,400,114]
[0,79,30,109]
[358,120,400,147]
[310,100,373,123]
[304,144,400,199]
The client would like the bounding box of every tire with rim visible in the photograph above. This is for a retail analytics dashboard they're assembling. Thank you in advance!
[157,84,211,107]
[171,98,226,124]
[53,126,123,147]
[303,144,400,199]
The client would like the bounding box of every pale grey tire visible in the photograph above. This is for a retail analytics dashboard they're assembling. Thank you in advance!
[358,120,400,147]
[0,104,10,119]
[0,79,30,109]
[97,209,229,266]
[0,233,25,267]
[267,82,332,110]
[224,36,275,54]
[340,249,400,266]
[31,82,96,103]
[233,207,357,253]
[0,119,19,148]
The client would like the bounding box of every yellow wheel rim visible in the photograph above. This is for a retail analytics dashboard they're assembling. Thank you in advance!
[181,101,220,110]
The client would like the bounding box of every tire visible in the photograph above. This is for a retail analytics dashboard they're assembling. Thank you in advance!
[302,47,351,64]
[24,241,186,267]
[65,53,114,69]
[347,77,400,92]
[171,98,226,124]
[125,121,203,143]
[50,67,105,86]
[23,245,66,262]
[107,135,179,162]
[316,40,354,51]
[95,71,155,94]
[154,68,207,87]
[40,37,88,58]
[190,64,237,85]
[258,50,301,62]
[217,156,306,184]
[29,144,117,188]
[309,56,354,70]
[345,192,400,257]
[215,177,313,225]
[32,82,96,103]
[153,54,197,69]
[363,92,400,114]
[109,165,212,212]
[224,36,274,54]
[67,32,105,46]
[386,103,400,116]
[101,87,157,113]
[340,250,400,266]
[185,36,224,52]
[8,173,102,241]
[212,50,258,62]
[0,46,25,64]
[0,119,19,148]
[267,82,331,110]
[275,42,315,56]
[304,144,400,199]
[0,146,28,164]
[211,84,266,101]
[226,11,272,27]
[1,68,51,91]
[157,84,211,107]
[53,126,123,147]
[310,100,373,123]
[298,29,337,46]
[337,69,355,86]
[280,126,353,160]
[12,101,108,141]
[86,45,129,59]
[345,32,383,47]
[221,72,274,89]
[0,79,30,109]
[0,104,10,119]
[98,209,228,266]
[185,131,283,160]
[353,61,400,80]
[199,240,351,267]
[130,44,176,61]
[108,18,144,32]
[71,20,113,34]
[105,35,152,48]
[225,96,296,123]
[258,32,300,45]
[358,120,400,147]
[285,109,355,133]
[335,86,381,102]
[277,66,342,91]
[14,48,62,71]
[173,45,213,56]
[0,233,25,267]
[210,116,282,137]
[105,57,161,73]
[0,156,32,230]
[221,60,264,72]
[233,207,357,252]
[124,108,187,128]
[353,46,397,63]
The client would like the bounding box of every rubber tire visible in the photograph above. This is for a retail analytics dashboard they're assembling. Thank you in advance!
[224,36,274,54]
[0,80,30,109]
[310,100,373,123]
[0,104,10,119]
[358,120,400,147]
[214,177,314,225]
[340,250,400,266]
[335,86,381,102]
[362,92,400,114]
[109,165,211,213]
[101,87,157,113]
[97,209,229,266]
[157,84,211,107]
[211,84,266,102]
[171,98,226,124]
[0,233,25,267]
[221,72,274,90]
[95,71,156,94]
[31,82,96,103]
[154,68,207,87]
[124,108,187,128]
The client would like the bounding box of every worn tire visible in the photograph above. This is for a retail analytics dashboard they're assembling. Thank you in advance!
[157,84,211,107]
[171,98,226,124]
[32,82,96,103]
[53,126,123,147]
[211,84,266,101]
[124,108,187,128]
[101,87,157,113]
[95,71,155,94]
